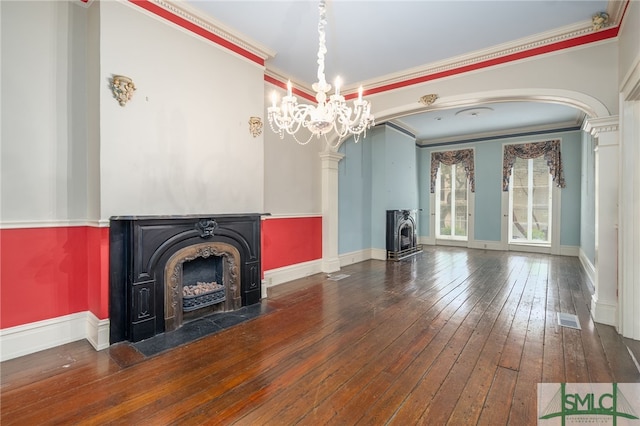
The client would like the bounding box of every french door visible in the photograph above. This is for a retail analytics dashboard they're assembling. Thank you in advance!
[435,163,469,242]
[503,154,561,253]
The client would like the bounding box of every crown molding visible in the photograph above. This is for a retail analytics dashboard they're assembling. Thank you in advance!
[363,21,618,94]
[129,0,274,65]
[607,0,628,26]
[74,0,95,7]
[131,0,623,97]
[414,120,583,147]
[583,116,620,136]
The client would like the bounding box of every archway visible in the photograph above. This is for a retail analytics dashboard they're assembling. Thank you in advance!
[321,89,619,330]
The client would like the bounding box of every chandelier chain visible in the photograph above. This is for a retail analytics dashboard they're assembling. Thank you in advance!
[317,0,328,89]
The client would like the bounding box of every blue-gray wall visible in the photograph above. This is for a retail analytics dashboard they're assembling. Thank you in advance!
[337,127,374,254]
[417,130,582,244]
[580,132,596,264]
[559,132,582,247]
[339,126,418,254]
[339,125,588,255]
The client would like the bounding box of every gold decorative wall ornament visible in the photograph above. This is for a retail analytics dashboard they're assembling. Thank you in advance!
[248,117,263,137]
[592,12,609,30]
[110,75,136,106]
[419,94,438,106]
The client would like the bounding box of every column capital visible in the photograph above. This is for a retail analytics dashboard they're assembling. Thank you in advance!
[319,151,345,164]
[583,115,619,137]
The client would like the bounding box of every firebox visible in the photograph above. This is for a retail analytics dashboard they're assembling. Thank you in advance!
[386,209,422,261]
[109,214,262,343]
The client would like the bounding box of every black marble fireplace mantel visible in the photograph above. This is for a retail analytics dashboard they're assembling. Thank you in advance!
[109,214,265,344]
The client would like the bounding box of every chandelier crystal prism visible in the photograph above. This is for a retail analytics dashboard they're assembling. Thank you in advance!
[267,0,374,146]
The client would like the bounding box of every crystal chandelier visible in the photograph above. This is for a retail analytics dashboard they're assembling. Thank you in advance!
[267,0,374,146]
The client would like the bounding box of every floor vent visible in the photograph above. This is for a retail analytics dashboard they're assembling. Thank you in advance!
[557,312,581,329]
[328,274,350,281]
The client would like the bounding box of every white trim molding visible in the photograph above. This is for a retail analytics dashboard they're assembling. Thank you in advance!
[136,0,274,63]
[591,295,618,327]
[579,248,596,288]
[0,219,107,229]
[0,312,109,362]
[419,236,436,246]
[262,259,323,298]
[261,214,322,220]
[585,115,619,329]
[339,249,372,267]
[86,312,111,352]
[320,151,345,274]
[583,115,619,136]
[370,248,387,261]
[468,240,504,251]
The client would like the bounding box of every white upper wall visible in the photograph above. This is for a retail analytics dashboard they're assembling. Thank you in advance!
[262,83,322,216]
[1,1,90,224]
[99,1,265,219]
[618,0,640,87]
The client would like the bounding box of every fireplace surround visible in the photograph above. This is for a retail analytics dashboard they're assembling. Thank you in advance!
[386,209,422,261]
[109,214,262,343]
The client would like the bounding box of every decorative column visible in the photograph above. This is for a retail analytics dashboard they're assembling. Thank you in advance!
[320,151,344,273]
[584,116,619,327]
[618,99,640,339]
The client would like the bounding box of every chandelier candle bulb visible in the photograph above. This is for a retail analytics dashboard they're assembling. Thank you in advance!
[267,0,374,145]
[271,92,277,109]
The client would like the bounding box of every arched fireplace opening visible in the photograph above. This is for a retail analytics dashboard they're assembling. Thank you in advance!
[164,242,242,332]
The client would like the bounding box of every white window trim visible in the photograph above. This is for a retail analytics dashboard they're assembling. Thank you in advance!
[430,147,476,247]
[500,140,563,255]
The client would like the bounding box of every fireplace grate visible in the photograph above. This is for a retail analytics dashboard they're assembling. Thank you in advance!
[183,288,226,312]
[387,245,423,261]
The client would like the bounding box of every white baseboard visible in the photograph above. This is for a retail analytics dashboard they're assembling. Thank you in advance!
[468,240,504,251]
[262,259,323,298]
[0,312,110,362]
[578,248,596,288]
[560,245,579,257]
[419,236,435,246]
[339,249,370,267]
[370,248,387,261]
[322,257,342,273]
[591,295,618,326]
[86,312,111,351]
[262,249,391,297]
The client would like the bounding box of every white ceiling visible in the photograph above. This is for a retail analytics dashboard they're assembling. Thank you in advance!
[182,0,612,143]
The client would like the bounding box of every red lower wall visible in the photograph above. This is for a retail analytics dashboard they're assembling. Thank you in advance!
[261,216,322,271]
[0,216,322,330]
[1,227,90,328]
[86,227,110,320]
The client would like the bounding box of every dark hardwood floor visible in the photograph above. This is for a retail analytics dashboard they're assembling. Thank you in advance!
[2,247,639,425]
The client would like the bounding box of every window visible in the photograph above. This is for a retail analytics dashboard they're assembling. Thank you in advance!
[436,163,468,239]
[508,156,552,244]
